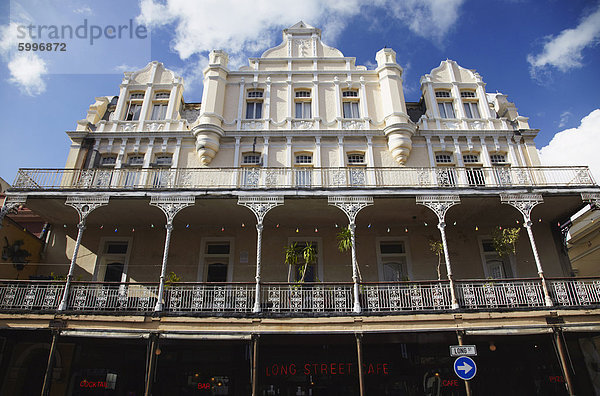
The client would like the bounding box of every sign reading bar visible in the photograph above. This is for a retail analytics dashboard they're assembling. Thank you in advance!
[450,345,477,357]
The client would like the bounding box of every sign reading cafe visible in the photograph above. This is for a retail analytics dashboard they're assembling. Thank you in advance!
[265,361,390,377]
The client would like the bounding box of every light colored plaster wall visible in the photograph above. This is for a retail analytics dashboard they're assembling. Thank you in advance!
[270,145,287,167]
[375,146,398,168]
[524,140,541,165]
[295,62,314,71]
[272,85,288,123]
[210,147,235,167]
[366,84,382,123]
[132,68,152,84]
[404,145,430,167]
[222,83,240,122]
[64,145,83,168]
[458,68,475,83]
[178,146,197,168]
[325,146,340,167]
[322,85,337,123]
[430,67,450,83]
[259,61,288,71]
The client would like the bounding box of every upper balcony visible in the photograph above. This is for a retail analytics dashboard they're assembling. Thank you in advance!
[11,166,596,193]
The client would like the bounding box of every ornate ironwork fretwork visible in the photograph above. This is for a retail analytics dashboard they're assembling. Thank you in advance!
[65,196,110,223]
[327,196,374,224]
[415,195,461,223]
[582,193,600,208]
[150,195,195,224]
[500,193,543,222]
[0,195,27,228]
[237,196,284,224]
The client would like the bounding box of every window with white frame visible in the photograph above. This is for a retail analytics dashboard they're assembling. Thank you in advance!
[124,92,144,121]
[295,90,312,119]
[246,90,263,119]
[100,155,117,167]
[435,153,453,164]
[127,155,144,166]
[490,154,507,164]
[342,90,360,119]
[463,102,481,119]
[463,153,485,186]
[460,91,476,98]
[295,154,313,164]
[378,241,409,281]
[150,92,170,120]
[154,154,172,166]
[155,92,170,99]
[347,153,366,165]
[203,242,231,282]
[438,102,455,118]
[242,153,261,165]
[435,91,451,98]
[294,153,313,187]
[479,239,513,279]
[95,239,130,282]
[462,154,479,163]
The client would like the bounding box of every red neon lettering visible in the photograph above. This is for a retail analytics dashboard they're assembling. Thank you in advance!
[304,364,311,375]
[281,365,288,375]
[367,364,374,374]
[339,363,345,375]
[290,364,296,375]
[321,363,328,374]
[383,363,389,375]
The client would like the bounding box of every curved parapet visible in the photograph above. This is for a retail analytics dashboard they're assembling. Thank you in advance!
[384,121,416,164]
[192,124,224,165]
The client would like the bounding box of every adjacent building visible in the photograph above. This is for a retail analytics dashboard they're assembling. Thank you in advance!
[1,22,600,395]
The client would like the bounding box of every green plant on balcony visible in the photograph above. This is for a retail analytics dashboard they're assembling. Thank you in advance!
[165,271,181,289]
[284,242,317,283]
[429,239,444,280]
[492,227,520,257]
[336,226,363,281]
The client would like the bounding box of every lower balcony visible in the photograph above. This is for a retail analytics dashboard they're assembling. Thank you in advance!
[1,277,598,315]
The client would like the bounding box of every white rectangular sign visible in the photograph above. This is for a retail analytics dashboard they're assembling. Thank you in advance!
[450,345,477,357]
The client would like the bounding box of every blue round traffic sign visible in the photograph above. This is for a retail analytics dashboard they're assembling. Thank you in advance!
[454,356,477,380]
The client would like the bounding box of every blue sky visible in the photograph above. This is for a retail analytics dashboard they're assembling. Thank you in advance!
[0,0,599,182]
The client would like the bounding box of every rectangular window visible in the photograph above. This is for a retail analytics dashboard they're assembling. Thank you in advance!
[155,155,172,166]
[343,102,360,118]
[438,102,455,118]
[342,90,358,98]
[291,242,318,282]
[435,154,453,164]
[295,102,311,119]
[347,153,365,165]
[125,103,142,121]
[100,155,117,166]
[295,155,312,164]
[295,90,311,98]
[490,154,507,164]
[463,102,480,118]
[151,103,168,120]
[480,239,513,278]
[204,242,231,282]
[246,102,263,119]
[242,154,261,165]
[247,90,263,98]
[127,155,144,166]
[379,241,408,281]
[435,91,451,98]
[96,240,130,282]
[460,91,476,98]
[462,154,479,163]
[155,92,170,99]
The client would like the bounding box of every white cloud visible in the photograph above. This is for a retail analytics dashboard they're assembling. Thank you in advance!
[137,0,464,87]
[539,109,600,182]
[527,5,600,77]
[0,22,48,95]
[558,110,572,128]
[73,6,93,15]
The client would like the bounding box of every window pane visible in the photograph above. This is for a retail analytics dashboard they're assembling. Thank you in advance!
[106,242,128,254]
[343,102,352,118]
[207,263,228,282]
[438,103,446,118]
[246,102,254,119]
[207,244,230,254]
[464,103,473,118]
[352,102,360,118]
[104,262,124,282]
[380,242,405,254]
[295,102,302,118]
[304,102,311,118]
[255,102,262,119]
[471,103,480,118]
[151,104,167,120]
[445,103,455,118]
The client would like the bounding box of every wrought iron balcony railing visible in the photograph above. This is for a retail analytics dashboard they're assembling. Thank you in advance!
[1,278,599,315]
[12,166,595,191]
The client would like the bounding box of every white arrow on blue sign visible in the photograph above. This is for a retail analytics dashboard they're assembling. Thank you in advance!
[454,356,477,380]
